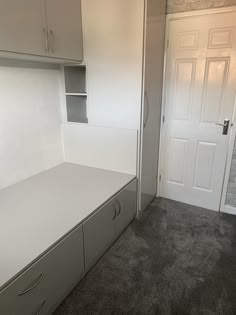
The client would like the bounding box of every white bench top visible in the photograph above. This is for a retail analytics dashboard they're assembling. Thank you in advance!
[0,163,135,291]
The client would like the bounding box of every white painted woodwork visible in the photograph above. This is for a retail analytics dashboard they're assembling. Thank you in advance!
[222,205,236,215]
[161,12,236,210]
[62,124,137,175]
[0,0,83,62]
[45,0,83,61]
[140,2,166,211]
[0,0,47,56]
[81,0,144,129]
[83,200,116,270]
[220,95,236,212]
[114,180,137,236]
[0,63,63,190]
[83,179,137,270]
[0,163,135,290]
[0,225,84,315]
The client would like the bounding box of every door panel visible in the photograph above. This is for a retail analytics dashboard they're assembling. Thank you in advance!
[161,12,236,211]
[83,201,116,271]
[140,10,166,211]
[115,180,137,236]
[45,0,83,60]
[0,0,47,55]
[0,225,84,315]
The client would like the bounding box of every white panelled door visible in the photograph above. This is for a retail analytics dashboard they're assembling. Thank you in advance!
[161,12,236,211]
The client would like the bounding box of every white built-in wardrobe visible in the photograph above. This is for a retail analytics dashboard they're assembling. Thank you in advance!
[139,0,166,211]
[0,0,166,313]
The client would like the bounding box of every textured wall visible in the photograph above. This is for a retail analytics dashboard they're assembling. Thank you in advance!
[167,0,236,13]
[226,139,236,207]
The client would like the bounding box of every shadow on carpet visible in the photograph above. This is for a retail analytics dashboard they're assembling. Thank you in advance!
[54,198,236,315]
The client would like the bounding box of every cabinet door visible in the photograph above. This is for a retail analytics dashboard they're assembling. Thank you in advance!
[0,225,84,315]
[83,201,116,270]
[115,180,137,236]
[45,0,83,61]
[0,0,47,56]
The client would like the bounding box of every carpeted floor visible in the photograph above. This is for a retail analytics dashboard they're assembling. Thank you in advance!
[54,198,236,315]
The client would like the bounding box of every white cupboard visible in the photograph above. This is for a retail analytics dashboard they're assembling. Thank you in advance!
[114,180,137,236]
[0,0,83,62]
[139,0,166,211]
[0,0,47,56]
[0,164,137,314]
[83,180,137,271]
[45,0,83,60]
[83,200,117,270]
[0,225,84,315]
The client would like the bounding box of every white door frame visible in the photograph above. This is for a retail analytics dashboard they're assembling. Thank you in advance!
[157,6,236,213]
[220,97,236,214]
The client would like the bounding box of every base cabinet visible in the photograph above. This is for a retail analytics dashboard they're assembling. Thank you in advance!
[0,179,137,315]
[0,226,84,315]
[114,180,137,236]
[83,200,116,270]
[83,179,137,271]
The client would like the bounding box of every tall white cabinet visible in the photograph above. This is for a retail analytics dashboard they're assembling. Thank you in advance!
[139,0,166,211]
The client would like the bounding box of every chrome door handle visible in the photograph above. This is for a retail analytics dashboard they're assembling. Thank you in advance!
[49,30,55,54]
[35,299,47,315]
[143,90,149,129]
[18,273,44,296]
[43,28,49,53]
[116,199,121,217]
[112,201,117,220]
[216,119,230,135]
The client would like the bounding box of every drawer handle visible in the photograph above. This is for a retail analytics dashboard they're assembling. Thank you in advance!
[18,273,44,296]
[112,201,117,220]
[116,199,121,217]
[35,299,47,315]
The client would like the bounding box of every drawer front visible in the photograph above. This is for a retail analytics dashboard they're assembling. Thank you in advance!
[83,200,116,271]
[0,225,84,315]
[114,179,137,236]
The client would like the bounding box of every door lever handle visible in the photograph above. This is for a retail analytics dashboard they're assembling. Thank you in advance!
[216,119,230,135]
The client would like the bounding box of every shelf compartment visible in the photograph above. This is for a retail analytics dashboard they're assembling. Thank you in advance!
[64,66,86,94]
[66,93,87,96]
[66,95,88,124]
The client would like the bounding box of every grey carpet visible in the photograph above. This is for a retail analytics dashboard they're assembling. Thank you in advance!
[54,198,236,315]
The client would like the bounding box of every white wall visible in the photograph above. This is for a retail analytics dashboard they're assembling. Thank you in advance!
[63,123,137,175]
[0,62,63,189]
[81,0,144,130]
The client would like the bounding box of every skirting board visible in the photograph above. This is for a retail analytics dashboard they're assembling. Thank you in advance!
[62,123,138,175]
[222,205,236,216]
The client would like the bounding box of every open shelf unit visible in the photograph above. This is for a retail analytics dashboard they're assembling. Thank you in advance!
[64,65,88,124]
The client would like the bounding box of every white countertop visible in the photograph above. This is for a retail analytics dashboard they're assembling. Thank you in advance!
[0,163,135,291]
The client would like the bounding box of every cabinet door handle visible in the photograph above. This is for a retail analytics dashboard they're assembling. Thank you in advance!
[43,28,49,53]
[143,90,149,129]
[18,273,44,296]
[35,299,47,315]
[49,30,55,54]
[116,199,121,217]
[112,201,117,220]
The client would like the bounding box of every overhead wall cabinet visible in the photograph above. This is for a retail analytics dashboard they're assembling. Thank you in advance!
[0,0,83,62]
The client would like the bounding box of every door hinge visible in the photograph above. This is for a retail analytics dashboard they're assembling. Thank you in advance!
[167,39,169,48]
[163,115,165,123]
[159,174,162,182]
